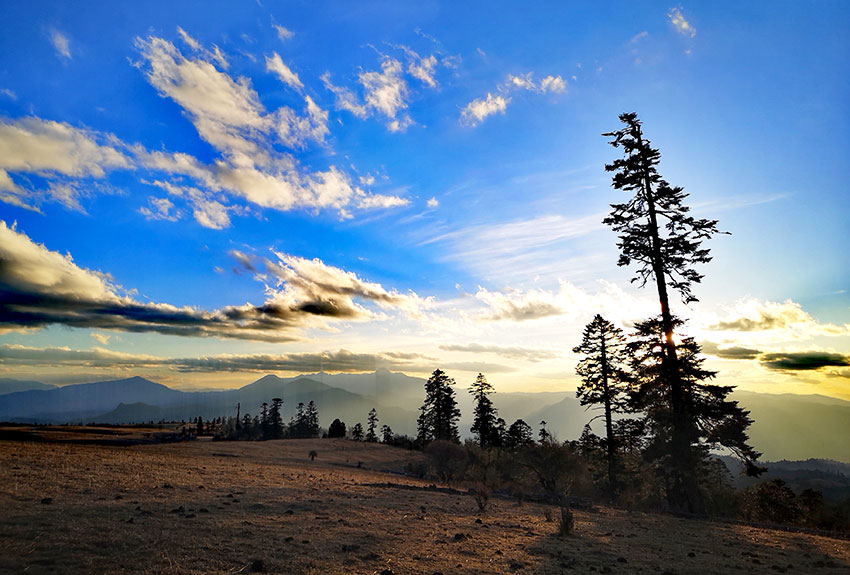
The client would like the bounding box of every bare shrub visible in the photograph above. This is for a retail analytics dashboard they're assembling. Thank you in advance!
[559,505,574,536]
[424,440,467,483]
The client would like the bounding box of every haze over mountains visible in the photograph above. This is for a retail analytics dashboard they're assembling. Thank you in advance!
[0,371,847,463]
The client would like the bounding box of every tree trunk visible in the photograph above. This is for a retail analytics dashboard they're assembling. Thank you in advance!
[635,125,704,515]
[600,331,616,491]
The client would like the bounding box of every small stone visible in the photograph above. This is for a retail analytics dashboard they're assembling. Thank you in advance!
[40,497,52,505]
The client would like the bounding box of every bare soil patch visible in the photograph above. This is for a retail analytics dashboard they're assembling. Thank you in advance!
[1,438,847,574]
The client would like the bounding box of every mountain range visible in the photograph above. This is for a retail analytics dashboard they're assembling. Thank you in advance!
[0,371,847,463]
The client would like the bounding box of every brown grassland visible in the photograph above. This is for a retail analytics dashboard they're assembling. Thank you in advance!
[1,430,848,575]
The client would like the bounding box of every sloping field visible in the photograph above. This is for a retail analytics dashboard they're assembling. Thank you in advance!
[0,437,847,575]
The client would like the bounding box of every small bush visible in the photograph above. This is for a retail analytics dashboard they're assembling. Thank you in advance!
[424,440,468,483]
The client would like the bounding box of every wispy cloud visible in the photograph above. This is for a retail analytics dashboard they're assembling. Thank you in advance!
[266,52,303,90]
[50,29,71,60]
[321,44,446,132]
[274,24,294,42]
[668,7,696,38]
[460,71,566,126]
[425,212,606,283]
[439,343,558,361]
[0,345,436,374]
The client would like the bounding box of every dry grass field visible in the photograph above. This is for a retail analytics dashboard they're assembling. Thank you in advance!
[1,433,848,575]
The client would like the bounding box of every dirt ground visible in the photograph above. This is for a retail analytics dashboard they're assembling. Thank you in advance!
[0,436,847,575]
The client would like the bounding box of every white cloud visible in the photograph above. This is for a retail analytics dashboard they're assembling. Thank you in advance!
[0,88,17,100]
[147,180,230,229]
[0,117,131,210]
[707,299,850,340]
[322,47,443,132]
[274,24,294,41]
[91,333,111,345]
[133,33,405,220]
[426,197,439,208]
[460,93,510,126]
[274,95,329,148]
[408,53,438,88]
[266,52,303,90]
[461,72,565,126]
[540,75,566,93]
[474,280,657,325]
[321,72,369,119]
[137,35,268,157]
[139,196,182,222]
[265,250,433,321]
[51,30,71,60]
[176,27,202,51]
[360,58,409,124]
[669,7,696,38]
[508,73,535,91]
[356,192,410,210]
[0,117,130,177]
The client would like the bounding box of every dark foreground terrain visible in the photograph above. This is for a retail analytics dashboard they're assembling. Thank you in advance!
[1,433,848,575]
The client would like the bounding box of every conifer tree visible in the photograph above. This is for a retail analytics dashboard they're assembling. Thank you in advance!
[305,401,320,437]
[381,424,394,444]
[505,419,533,448]
[573,314,631,491]
[351,422,364,441]
[602,112,755,513]
[268,397,284,439]
[469,373,499,448]
[328,418,346,438]
[259,402,269,437]
[366,408,379,442]
[417,369,461,443]
[627,316,763,478]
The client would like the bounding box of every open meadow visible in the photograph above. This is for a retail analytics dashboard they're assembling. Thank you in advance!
[1,433,848,575]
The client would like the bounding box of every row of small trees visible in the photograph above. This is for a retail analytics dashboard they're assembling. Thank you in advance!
[201,398,321,440]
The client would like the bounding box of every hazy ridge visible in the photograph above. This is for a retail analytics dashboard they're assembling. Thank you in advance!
[0,372,847,463]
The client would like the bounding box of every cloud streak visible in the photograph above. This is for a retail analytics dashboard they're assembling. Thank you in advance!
[0,222,429,341]
[0,345,436,374]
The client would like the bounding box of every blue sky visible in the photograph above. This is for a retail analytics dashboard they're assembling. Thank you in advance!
[1,1,848,397]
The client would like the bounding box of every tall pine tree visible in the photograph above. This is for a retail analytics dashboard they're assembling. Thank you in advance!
[469,373,499,448]
[603,113,759,513]
[366,408,379,442]
[573,314,631,491]
[417,369,461,443]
